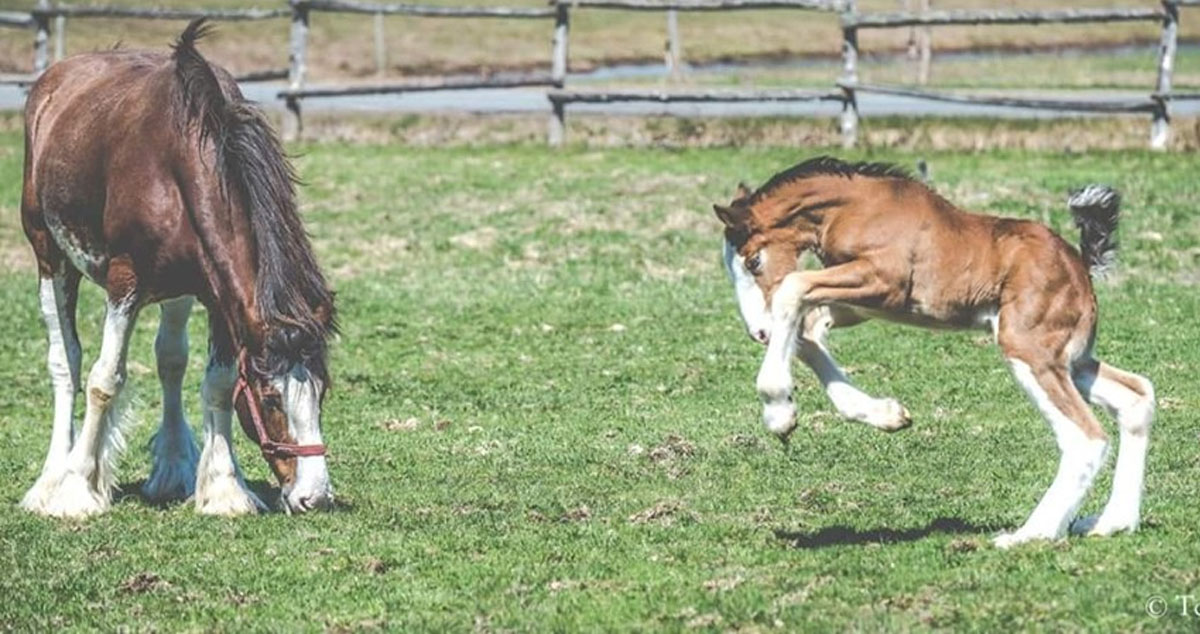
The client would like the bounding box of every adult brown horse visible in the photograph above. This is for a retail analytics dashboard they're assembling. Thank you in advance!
[20,20,337,518]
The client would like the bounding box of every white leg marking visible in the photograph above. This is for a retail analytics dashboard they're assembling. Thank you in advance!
[36,298,137,518]
[194,358,265,515]
[722,239,771,345]
[275,367,334,512]
[21,275,82,513]
[1071,365,1154,537]
[142,297,200,503]
[994,360,1108,549]
[756,272,808,440]
[799,309,910,431]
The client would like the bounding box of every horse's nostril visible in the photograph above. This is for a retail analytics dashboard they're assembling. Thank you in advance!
[755,329,770,344]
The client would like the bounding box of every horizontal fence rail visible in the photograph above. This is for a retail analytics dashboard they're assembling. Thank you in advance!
[548,88,843,103]
[280,73,558,98]
[548,0,841,12]
[30,6,288,19]
[843,7,1166,28]
[841,82,1161,113]
[302,0,556,18]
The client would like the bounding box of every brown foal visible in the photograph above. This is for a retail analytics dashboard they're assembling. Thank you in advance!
[716,157,1154,548]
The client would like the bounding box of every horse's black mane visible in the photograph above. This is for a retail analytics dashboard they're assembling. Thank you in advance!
[748,156,914,205]
[172,19,337,381]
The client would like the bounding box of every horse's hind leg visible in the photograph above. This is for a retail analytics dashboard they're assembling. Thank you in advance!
[799,306,911,432]
[193,315,266,515]
[994,357,1109,548]
[142,297,200,503]
[20,264,83,514]
[40,265,141,518]
[1070,359,1154,536]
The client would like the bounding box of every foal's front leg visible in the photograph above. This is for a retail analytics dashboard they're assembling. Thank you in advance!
[758,261,884,441]
[143,297,201,503]
[799,307,911,432]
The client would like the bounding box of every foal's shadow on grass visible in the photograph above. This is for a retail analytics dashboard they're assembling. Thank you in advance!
[775,517,1003,549]
[117,479,353,512]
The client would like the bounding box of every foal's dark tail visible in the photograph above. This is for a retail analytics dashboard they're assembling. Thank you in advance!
[1068,184,1121,277]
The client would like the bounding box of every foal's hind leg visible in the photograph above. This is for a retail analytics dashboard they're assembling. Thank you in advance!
[193,318,266,515]
[1070,359,1154,536]
[994,357,1109,548]
[800,307,911,432]
[21,265,83,513]
[142,297,201,503]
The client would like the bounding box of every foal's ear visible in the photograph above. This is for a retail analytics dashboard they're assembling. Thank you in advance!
[713,203,749,229]
[734,182,752,202]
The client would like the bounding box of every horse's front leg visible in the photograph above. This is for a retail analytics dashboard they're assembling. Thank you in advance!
[757,261,885,442]
[798,306,911,432]
[39,282,140,518]
[193,317,266,515]
[143,296,201,503]
[21,266,83,513]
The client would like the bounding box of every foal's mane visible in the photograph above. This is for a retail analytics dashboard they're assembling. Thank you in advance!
[172,19,336,379]
[747,156,914,205]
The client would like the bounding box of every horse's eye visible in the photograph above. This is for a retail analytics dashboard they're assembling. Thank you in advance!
[746,253,762,275]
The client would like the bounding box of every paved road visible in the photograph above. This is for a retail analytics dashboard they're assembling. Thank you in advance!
[3,80,1196,119]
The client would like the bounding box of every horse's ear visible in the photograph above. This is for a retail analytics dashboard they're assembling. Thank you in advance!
[735,182,752,201]
[713,203,748,229]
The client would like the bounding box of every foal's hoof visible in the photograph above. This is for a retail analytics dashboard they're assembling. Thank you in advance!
[867,398,912,432]
[762,399,797,440]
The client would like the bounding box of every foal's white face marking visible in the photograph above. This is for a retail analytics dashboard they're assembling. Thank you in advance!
[272,367,333,512]
[722,239,770,345]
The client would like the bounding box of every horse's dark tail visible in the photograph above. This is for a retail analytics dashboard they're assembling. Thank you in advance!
[1068,184,1121,278]
[172,19,336,378]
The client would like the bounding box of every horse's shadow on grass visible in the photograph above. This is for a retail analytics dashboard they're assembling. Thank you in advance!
[774,517,1002,549]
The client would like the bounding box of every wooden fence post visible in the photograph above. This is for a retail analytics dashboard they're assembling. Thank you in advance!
[840,0,858,148]
[33,0,50,75]
[285,0,310,142]
[373,11,386,75]
[548,3,570,147]
[916,0,930,84]
[1151,0,1177,150]
[665,9,682,80]
[54,15,65,61]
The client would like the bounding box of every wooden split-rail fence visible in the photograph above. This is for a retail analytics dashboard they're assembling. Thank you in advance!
[1,0,1198,148]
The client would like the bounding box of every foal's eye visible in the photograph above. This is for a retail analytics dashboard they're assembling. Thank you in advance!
[745,253,763,275]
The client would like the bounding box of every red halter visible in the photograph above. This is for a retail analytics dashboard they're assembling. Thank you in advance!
[233,357,327,459]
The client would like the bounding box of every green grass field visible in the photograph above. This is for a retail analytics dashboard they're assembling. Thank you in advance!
[0,134,1198,631]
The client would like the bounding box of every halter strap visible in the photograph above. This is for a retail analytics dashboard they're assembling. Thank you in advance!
[233,358,326,459]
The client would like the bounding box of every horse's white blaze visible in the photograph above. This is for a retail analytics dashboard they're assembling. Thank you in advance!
[143,297,200,503]
[275,368,333,511]
[196,360,265,515]
[722,239,770,344]
[37,298,137,518]
[20,275,82,513]
[1072,366,1154,536]
[995,359,1108,548]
